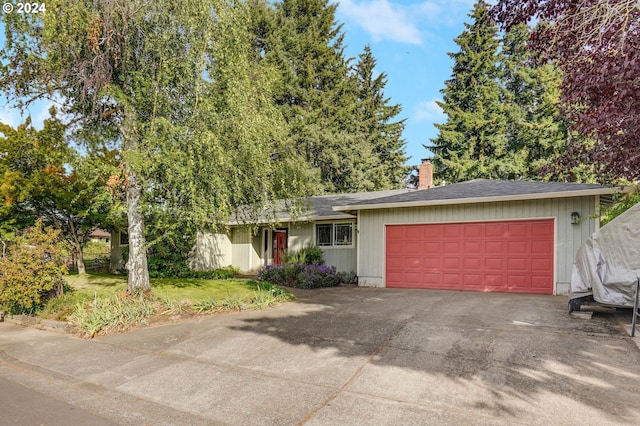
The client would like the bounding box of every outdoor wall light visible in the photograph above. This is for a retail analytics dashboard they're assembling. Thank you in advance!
[571,211,581,225]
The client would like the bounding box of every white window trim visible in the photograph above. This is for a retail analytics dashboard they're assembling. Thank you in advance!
[314,221,355,248]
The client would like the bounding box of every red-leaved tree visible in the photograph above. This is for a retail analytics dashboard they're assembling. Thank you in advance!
[493,0,639,182]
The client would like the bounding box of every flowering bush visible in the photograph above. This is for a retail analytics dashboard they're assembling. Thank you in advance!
[258,264,342,289]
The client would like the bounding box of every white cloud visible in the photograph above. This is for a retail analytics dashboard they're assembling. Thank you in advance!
[0,106,21,128]
[337,0,476,45]
[338,0,424,44]
[414,99,444,122]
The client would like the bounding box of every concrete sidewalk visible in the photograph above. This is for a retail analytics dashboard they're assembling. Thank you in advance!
[1,287,640,425]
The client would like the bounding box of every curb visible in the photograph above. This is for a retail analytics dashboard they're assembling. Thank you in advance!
[2,314,73,334]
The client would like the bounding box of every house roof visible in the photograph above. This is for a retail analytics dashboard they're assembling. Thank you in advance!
[332,179,629,212]
[229,188,410,224]
[90,229,111,238]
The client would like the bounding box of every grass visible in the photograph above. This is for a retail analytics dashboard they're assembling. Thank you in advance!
[45,272,294,337]
[63,273,260,301]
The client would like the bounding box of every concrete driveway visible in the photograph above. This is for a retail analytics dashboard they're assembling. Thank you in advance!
[1,287,639,425]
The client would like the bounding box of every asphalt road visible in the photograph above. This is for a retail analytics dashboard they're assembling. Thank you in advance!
[0,375,116,426]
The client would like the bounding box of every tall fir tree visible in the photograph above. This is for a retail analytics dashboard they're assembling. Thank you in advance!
[259,0,386,193]
[354,45,409,189]
[499,24,595,182]
[428,0,509,183]
[265,0,363,193]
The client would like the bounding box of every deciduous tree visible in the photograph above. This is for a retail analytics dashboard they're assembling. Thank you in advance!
[493,0,640,181]
[0,116,107,274]
[1,0,311,292]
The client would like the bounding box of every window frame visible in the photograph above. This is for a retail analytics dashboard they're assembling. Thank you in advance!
[315,222,354,248]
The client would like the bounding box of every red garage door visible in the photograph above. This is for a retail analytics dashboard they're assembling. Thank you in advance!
[385,220,554,294]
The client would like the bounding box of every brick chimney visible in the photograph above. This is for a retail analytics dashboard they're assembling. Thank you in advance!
[418,159,433,189]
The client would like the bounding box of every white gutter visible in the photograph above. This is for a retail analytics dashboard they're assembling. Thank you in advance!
[227,213,356,226]
[332,187,631,212]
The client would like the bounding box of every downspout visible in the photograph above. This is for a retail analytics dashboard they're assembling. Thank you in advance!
[356,209,360,283]
[595,195,601,231]
[248,229,252,271]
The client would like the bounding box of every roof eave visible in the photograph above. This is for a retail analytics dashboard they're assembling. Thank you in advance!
[332,187,631,212]
[226,212,356,226]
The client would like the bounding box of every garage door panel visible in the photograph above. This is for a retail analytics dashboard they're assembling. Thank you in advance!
[485,224,506,237]
[485,274,503,286]
[442,257,461,269]
[423,257,442,268]
[531,258,552,271]
[423,243,441,254]
[408,242,425,254]
[507,258,528,271]
[443,242,462,253]
[532,221,553,235]
[464,241,483,254]
[463,274,482,286]
[531,240,552,253]
[485,258,504,270]
[386,219,554,294]
[423,226,444,238]
[463,257,483,269]
[443,274,459,285]
[485,241,505,254]
[443,226,462,238]
[507,241,528,253]
[508,223,529,237]
[463,225,484,238]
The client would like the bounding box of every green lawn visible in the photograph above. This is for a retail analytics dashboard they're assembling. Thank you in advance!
[45,272,292,337]
[64,272,259,302]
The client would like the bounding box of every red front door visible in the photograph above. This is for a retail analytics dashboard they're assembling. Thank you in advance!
[273,231,287,265]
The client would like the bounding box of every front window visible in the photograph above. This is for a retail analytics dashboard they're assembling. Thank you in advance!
[315,223,353,247]
[316,224,333,246]
[334,224,353,246]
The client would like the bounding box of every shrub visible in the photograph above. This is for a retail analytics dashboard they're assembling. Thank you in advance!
[0,220,68,314]
[149,264,240,279]
[339,270,358,284]
[283,244,325,265]
[258,264,341,289]
[69,292,158,338]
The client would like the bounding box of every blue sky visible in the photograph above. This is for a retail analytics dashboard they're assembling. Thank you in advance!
[0,0,476,167]
[335,0,476,166]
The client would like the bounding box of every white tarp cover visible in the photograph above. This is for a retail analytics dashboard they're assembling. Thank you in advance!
[570,202,640,306]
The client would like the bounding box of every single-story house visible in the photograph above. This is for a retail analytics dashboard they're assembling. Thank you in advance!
[189,160,629,295]
[89,229,111,244]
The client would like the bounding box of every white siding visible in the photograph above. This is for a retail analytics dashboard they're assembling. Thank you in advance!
[289,223,314,250]
[189,232,231,271]
[358,197,597,294]
[289,221,357,273]
[229,227,261,273]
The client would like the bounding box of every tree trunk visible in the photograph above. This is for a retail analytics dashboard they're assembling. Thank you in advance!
[75,243,86,274]
[119,104,151,294]
[69,222,86,274]
[109,227,125,274]
[125,165,150,293]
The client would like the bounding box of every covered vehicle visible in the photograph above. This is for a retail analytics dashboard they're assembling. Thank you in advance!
[569,201,640,312]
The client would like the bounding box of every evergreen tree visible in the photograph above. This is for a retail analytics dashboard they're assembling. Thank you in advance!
[246,0,410,193]
[500,24,591,181]
[354,45,409,189]
[428,0,509,183]
[264,0,374,193]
